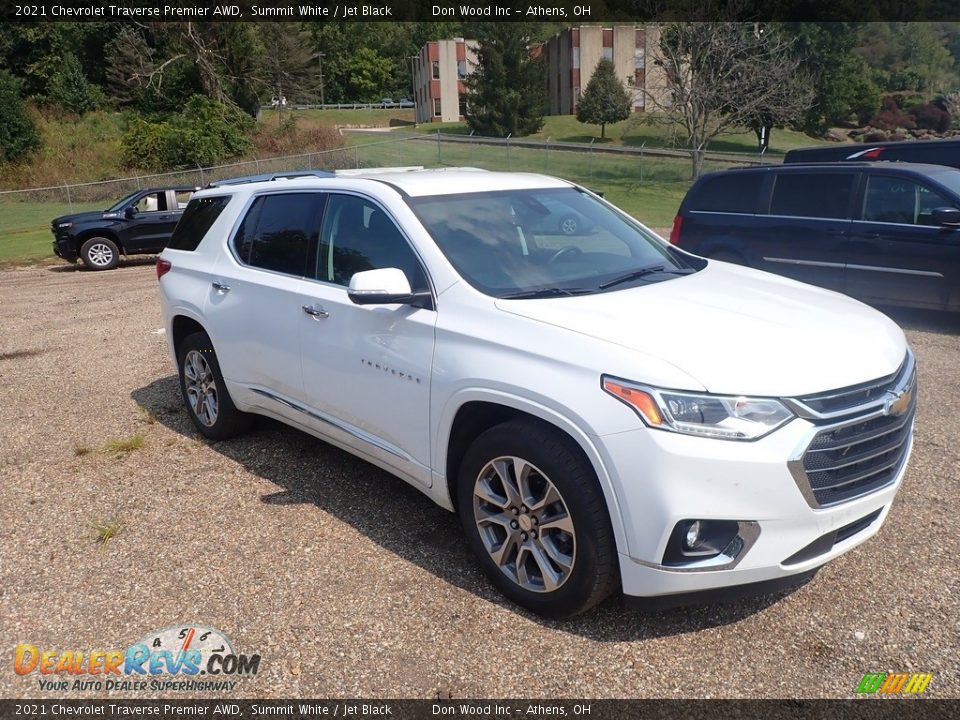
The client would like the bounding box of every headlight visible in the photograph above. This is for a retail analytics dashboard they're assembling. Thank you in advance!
[57,222,73,229]
[602,376,794,441]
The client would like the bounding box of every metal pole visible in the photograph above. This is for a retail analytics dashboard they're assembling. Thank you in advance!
[317,52,325,106]
[437,129,441,165]
[640,142,645,184]
[589,138,596,181]
[506,134,511,171]
[198,165,205,187]
[64,184,72,212]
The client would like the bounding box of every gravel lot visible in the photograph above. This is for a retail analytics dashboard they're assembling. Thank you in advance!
[1,261,958,699]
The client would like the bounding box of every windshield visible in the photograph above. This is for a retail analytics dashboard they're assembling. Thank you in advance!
[107,191,143,212]
[408,187,700,297]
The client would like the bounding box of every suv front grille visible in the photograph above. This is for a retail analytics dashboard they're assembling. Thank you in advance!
[788,353,916,508]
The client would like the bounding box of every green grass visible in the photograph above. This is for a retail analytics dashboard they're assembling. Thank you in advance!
[399,113,833,156]
[102,434,145,455]
[0,199,103,264]
[90,517,122,546]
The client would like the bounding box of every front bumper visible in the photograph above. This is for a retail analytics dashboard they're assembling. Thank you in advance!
[597,415,911,601]
[52,235,78,262]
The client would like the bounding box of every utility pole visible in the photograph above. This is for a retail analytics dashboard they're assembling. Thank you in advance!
[319,52,325,106]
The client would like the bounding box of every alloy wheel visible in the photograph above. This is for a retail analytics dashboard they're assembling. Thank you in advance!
[183,350,219,427]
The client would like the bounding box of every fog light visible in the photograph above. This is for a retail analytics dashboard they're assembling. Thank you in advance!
[663,519,744,566]
[684,520,701,550]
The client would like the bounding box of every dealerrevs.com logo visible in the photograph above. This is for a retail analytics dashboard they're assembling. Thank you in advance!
[13,625,261,692]
[856,672,934,696]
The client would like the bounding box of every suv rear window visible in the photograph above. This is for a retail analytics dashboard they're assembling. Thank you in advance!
[770,173,854,219]
[688,173,763,213]
[167,196,230,251]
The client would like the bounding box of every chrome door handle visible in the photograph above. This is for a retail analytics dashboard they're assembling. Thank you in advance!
[212,281,231,292]
[302,304,329,319]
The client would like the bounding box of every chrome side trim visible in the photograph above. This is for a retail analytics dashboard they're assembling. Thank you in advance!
[846,263,943,278]
[249,387,416,464]
[633,521,761,573]
[763,257,845,268]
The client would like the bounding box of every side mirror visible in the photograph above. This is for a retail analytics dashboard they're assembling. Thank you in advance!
[347,268,432,308]
[124,206,138,219]
[931,207,960,228]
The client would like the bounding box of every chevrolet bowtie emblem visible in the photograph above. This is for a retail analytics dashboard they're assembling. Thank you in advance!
[884,388,912,417]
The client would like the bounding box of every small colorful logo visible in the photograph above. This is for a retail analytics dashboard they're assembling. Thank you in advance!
[856,672,933,695]
[13,625,260,692]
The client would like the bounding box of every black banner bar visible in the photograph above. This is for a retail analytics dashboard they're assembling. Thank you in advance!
[1,700,959,720]
[4,0,960,23]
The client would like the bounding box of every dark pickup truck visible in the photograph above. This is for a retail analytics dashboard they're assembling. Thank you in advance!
[52,186,198,270]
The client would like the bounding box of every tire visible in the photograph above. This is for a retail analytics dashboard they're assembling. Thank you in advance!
[708,250,747,266]
[79,237,120,270]
[457,419,619,618]
[178,332,254,441]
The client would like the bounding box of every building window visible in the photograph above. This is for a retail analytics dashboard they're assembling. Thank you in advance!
[635,48,645,69]
[432,61,440,79]
[459,97,468,117]
[572,47,580,69]
[602,47,613,61]
[457,60,467,79]
[434,98,442,117]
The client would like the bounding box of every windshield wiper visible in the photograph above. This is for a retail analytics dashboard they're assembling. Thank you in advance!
[499,287,595,299]
[598,265,693,290]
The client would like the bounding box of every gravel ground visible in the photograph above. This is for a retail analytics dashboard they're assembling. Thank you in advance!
[1,261,958,700]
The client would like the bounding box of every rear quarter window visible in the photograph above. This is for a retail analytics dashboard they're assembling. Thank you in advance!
[167,196,231,251]
[687,173,764,213]
[770,173,854,219]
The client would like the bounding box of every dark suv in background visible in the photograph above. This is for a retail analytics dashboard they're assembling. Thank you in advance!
[784,138,960,170]
[671,162,960,311]
[52,186,197,270]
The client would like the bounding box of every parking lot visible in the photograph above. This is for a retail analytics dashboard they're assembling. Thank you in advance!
[1,261,958,698]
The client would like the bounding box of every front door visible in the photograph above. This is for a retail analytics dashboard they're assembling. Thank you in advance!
[847,172,960,309]
[123,191,180,252]
[299,192,437,486]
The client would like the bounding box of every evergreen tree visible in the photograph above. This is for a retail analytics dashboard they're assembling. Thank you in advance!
[46,53,102,116]
[576,58,632,139]
[0,71,41,163]
[466,23,546,137]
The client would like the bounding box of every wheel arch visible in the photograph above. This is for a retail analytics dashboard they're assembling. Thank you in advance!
[439,394,628,555]
[76,228,123,254]
[171,315,208,361]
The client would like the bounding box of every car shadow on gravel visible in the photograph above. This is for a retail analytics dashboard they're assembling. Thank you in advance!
[47,257,158,273]
[134,375,808,640]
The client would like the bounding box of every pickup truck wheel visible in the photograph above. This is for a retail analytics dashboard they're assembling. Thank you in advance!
[178,332,254,441]
[80,237,120,270]
[458,420,618,618]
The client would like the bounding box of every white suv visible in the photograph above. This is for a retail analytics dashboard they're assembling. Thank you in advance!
[157,168,916,617]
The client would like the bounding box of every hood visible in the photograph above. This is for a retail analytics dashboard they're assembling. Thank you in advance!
[495,262,907,397]
[52,210,115,226]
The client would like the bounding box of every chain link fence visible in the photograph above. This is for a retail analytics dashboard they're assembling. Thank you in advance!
[1,132,770,263]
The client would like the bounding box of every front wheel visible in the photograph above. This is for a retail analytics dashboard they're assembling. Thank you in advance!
[178,332,254,440]
[457,419,618,618]
[80,237,120,270]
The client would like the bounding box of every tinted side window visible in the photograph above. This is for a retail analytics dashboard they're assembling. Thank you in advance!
[688,173,764,213]
[770,173,854,219]
[317,194,427,290]
[168,196,230,252]
[234,193,324,276]
[862,175,957,226]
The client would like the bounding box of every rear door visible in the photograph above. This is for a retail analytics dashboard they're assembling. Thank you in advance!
[757,170,857,292]
[847,171,960,309]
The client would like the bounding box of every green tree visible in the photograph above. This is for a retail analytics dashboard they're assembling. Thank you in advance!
[343,47,394,102]
[46,52,103,116]
[576,58,632,139]
[781,23,880,133]
[466,23,546,137]
[0,71,41,163]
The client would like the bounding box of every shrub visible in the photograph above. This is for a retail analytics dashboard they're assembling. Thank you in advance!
[871,96,916,132]
[908,102,950,133]
[120,96,253,170]
[0,71,42,163]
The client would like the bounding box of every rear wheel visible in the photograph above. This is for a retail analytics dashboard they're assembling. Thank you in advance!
[80,237,120,270]
[178,332,254,440]
[457,419,618,618]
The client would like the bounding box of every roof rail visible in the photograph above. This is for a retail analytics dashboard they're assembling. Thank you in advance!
[206,169,334,187]
[333,166,425,176]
